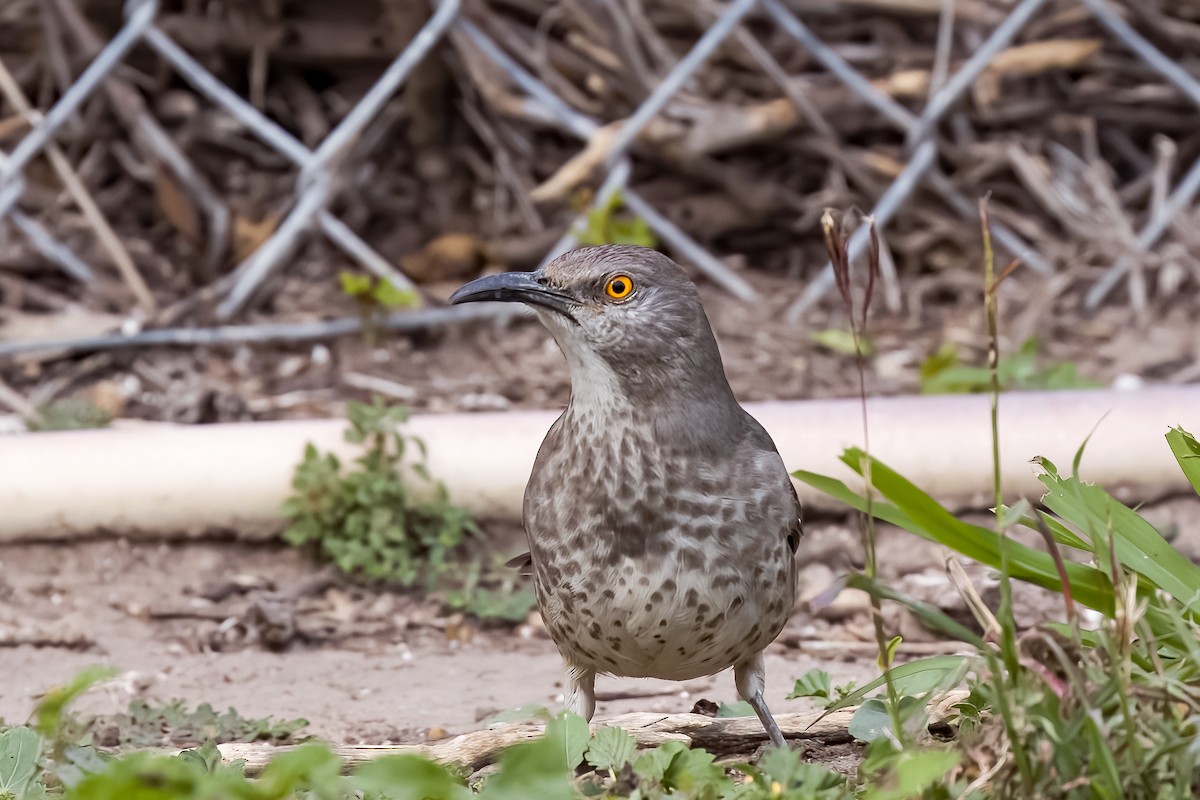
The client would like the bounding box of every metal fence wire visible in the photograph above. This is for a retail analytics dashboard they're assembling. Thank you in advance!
[2,0,1199,348]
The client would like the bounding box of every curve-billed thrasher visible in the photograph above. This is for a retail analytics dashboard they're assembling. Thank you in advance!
[450,244,801,747]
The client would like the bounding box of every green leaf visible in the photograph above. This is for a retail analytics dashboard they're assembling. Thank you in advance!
[372,279,418,309]
[1018,509,1090,551]
[339,271,374,298]
[1166,426,1200,498]
[545,711,589,773]
[787,669,833,701]
[633,741,682,784]
[883,635,902,669]
[811,328,873,357]
[660,745,730,796]
[716,701,755,718]
[847,696,927,744]
[847,576,987,651]
[584,726,636,772]
[255,743,343,798]
[35,666,118,737]
[919,343,960,393]
[848,699,894,743]
[60,745,110,787]
[864,748,960,800]
[481,730,576,800]
[575,191,657,249]
[283,398,477,588]
[1083,712,1122,793]
[66,752,202,800]
[176,740,223,773]
[756,746,848,792]
[29,399,114,432]
[0,727,42,798]
[354,754,471,800]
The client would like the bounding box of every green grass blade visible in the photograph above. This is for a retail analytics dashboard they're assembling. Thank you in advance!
[1166,427,1200,498]
[796,470,1048,567]
[844,575,989,650]
[804,449,1116,615]
[820,655,971,716]
[1035,457,1200,614]
[1014,510,1091,551]
[792,470,919,533]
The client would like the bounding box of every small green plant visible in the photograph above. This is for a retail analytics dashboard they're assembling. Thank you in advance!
[339,272,416,310]
[88,699,308,748]
[0,668,318,799]
[810,329,875,358]
[788,669,863,707]
[283,397,479,588]
[26,400,114,432]
[441,556,538,623]
[919,336,1098,395]
[574,190,657,248]
[339,271,418,346]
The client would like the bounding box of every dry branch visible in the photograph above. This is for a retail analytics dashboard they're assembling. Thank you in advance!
[0,61,155,312]
[217,692,968,777]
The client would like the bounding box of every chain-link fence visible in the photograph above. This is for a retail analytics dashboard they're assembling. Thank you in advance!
[2,0,1198,357]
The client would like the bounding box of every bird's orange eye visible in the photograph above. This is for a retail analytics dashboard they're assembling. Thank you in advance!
[605,274,634,300]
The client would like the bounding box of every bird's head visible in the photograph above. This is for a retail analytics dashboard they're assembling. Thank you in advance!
[450,245,733,402]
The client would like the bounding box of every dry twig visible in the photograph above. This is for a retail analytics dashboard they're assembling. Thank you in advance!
[216,692,969,776]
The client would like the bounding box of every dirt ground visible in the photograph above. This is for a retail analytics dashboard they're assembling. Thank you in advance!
[0,524,979,745]
[9,494,1198,748]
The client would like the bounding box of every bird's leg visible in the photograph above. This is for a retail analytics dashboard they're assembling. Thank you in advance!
[564,665,596,721]
[735,652,786,749]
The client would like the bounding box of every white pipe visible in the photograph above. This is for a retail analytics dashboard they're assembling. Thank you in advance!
[0,387,1195,542]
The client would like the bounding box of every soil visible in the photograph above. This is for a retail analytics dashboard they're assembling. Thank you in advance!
[0,535,886,745]
[9,494,1198,749]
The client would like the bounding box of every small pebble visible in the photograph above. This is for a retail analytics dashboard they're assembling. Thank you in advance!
[1111,373,1143,391]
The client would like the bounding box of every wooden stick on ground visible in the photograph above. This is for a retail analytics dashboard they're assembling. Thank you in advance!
[217,692,968,777]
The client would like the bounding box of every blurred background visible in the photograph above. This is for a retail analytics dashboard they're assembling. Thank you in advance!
[2,0,1198,423]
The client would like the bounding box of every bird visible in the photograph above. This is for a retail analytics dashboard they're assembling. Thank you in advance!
[449,244,801,748]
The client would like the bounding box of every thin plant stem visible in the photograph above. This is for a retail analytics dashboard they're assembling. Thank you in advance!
[980,196,1034,790]
[981,196,1002,517]
[823,210,905,747]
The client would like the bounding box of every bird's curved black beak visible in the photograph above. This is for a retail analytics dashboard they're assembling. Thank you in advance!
[449,271,575,319]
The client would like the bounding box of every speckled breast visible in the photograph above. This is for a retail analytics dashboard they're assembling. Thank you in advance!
[522,413,798,681]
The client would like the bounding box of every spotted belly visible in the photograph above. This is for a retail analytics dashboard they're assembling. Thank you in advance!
[533,546,795,681]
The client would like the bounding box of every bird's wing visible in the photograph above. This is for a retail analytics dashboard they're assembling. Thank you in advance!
[742,413,805,552]
[505,551,534,576]
[785,479,804,553]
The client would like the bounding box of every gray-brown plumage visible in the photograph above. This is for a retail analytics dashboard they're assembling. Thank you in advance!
[450,245,801,747]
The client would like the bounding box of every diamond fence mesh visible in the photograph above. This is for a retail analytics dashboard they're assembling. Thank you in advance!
[1,0,1198,353]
